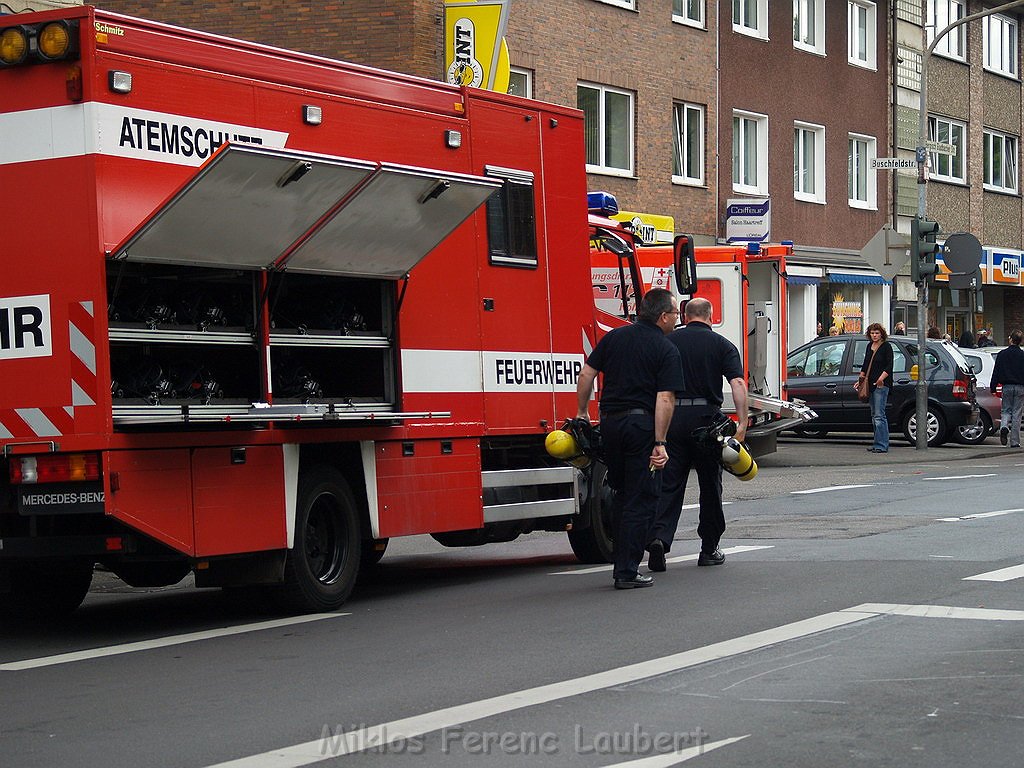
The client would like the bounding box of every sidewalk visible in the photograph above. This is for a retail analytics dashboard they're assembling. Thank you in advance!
[760,433,1015,468]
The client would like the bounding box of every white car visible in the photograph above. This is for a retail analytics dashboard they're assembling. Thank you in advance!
[959,346,1013,444]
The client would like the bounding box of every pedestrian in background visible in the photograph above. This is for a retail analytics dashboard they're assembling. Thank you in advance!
[977,329,995,348]
[893,321,906,335]
[857,323,894,453]
[991,329,1024,449]
[958,330,976,348]
[575,288,683,589]
[647,297,748,569]
[927,326,942,339]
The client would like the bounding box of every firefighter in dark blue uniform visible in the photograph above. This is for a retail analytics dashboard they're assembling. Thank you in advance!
[575,288,683,589]
[647,297,748,569]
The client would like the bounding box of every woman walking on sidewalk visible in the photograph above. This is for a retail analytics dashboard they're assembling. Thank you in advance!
[857,323,894,453]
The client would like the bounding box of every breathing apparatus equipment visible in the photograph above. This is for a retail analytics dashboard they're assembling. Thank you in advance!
[692,412,757,481]
[545,418,603,468]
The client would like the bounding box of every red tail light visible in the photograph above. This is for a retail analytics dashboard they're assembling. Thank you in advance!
[8,453,101,484]
[952,378,968,400]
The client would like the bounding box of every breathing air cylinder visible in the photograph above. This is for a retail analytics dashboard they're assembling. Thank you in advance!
[718,436,757,481]
[544,429,591,469]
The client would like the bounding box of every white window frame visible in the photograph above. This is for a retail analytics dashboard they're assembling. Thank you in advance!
[592,0,636,9]
[848,133,877,209]
[984,13,1018,78]
[578,81,635,177]
[927,0,966,62]
[733,0,769,40]
[794,121,826,203]
[673,0,705,28]
[793,0,825,55]
[847,0,876,70]
[672,102,705,186]
[507,67,532,99]
[928,115,966,184]
[733,110,769,195]
[983,129,1018,194]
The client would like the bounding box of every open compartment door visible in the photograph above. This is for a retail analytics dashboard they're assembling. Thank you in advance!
[109,145,377,269]
[278,163,500,278]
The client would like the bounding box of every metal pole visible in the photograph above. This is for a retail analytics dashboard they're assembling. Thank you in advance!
[914,0,1024,450]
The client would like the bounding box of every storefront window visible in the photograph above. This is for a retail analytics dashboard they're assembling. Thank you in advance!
[817,282,864,335]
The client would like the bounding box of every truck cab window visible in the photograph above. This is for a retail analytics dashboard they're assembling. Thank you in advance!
[485,167,537,268]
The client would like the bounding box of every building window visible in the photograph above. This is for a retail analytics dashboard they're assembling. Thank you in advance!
[983,129,1018,194]
[733,110,768,194]
[733,0,768,39]
[848,133,877,209]
[485,167,537,268]
[928,116,966,184]
[984,13,1018,78]
[577,82,634,176]
[671,0,704,27]
[794,122,825,202]
[592,0,636,9]
[793,0,825,55]
[673,0,704,27]
[927,0,966,61]
[507,68,532,98]
[848,0,876,69]
[672,102,705,186]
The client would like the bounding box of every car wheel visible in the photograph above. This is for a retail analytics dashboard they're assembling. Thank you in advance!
[956,411,992,445]
[903,407,947,448]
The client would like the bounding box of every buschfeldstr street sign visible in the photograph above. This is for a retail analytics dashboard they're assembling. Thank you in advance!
[861,225,910,282]
[872,157,917,170]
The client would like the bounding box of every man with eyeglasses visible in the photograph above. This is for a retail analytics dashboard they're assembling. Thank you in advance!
[647,297,748,570]
[575,288,683,589]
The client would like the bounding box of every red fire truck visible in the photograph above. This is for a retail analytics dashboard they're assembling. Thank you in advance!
[589,196,814,456]
[2,5,697,616]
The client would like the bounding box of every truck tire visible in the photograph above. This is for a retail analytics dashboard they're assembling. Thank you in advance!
[903,407,947,447]
[0,561,94,618]
[276,466,361,613]
[567,463,616,564]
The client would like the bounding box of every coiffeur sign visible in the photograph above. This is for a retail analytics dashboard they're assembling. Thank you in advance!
[444,0,511,92]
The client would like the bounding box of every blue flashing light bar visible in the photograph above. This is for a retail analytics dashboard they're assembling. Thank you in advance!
[587,191,619,216]
[746,241,761,255]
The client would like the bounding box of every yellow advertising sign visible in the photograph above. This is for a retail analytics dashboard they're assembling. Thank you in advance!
[613,211,675,244]
[444,0,511,92]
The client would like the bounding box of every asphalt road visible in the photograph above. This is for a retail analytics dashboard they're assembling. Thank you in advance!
[3,436,1024,767]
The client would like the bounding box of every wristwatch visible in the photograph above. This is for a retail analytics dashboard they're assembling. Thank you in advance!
[654,441,667,446]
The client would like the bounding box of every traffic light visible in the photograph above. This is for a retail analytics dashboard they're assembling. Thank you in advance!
[911,216,939,284]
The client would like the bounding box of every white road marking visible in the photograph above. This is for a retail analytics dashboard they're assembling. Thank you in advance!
[0,613,350,672]
[964,563,1024,583]
[601,735,750,767]
[852,603,1024,620]
[551,545,774,575]
[937,508,1024,522]
[923,473,997,481]
[206,603,1018,768]
[791,484,872,495]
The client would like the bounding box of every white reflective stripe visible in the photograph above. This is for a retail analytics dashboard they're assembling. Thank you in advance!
[402,350,482,393]
[14,409,60,437]
[401,349,585,394]
[0,421,12,439]
[0,104,90,164]
[71,380,95,408]
[0,103,289,167]
[69,320,96,374]
[81,300,94,317]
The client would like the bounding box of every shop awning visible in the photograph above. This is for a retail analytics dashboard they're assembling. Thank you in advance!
[828,272,890,285]
[785,274,821,286]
